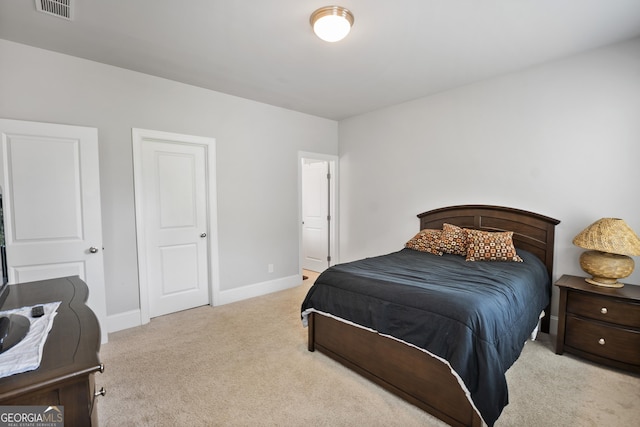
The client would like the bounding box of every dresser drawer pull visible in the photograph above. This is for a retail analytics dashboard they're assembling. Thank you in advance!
[598,338,605,345]
[600,307,608,314]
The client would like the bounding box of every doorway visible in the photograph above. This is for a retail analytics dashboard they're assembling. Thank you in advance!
[0,118,108,340]
[132,128,220,324]
[299,152,338,273]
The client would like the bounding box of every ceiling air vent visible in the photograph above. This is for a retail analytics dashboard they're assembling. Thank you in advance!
[35,0,73,20]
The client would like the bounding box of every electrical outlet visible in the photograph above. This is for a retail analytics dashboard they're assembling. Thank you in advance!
[268,264,274,273]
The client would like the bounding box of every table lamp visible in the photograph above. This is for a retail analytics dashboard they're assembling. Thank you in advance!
[573,218,640,288]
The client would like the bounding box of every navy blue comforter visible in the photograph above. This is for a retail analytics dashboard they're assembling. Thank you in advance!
[301,248,550,426]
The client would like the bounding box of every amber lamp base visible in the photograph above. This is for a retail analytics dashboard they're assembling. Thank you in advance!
[579,250,634,288]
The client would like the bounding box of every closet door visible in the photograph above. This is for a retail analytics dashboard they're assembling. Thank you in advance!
[0,118,107,340]
[132,128,219,323]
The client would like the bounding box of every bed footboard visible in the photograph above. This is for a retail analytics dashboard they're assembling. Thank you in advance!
[308,312,482,427]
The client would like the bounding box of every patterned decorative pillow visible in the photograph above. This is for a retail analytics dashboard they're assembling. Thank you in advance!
[464,229,523,262]
[405,229,443,256]
[440,223,468,256]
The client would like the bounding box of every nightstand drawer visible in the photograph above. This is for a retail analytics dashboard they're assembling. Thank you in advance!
[567,291,640,328]
[565,316,640,366]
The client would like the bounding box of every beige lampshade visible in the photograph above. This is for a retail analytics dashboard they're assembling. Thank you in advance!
[573,218,640,256]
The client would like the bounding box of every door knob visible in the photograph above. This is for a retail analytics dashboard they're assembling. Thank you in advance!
[89,247,99,253]
[200,233,207,238]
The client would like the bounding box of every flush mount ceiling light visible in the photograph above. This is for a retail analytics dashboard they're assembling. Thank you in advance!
[310,6,354,42]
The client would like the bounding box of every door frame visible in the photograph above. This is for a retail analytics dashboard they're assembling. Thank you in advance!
[0,118,108,342]
[298,151,339,274]
[132,128,220,325]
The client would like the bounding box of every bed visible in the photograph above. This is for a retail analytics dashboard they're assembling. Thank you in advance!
[301,205,560,427]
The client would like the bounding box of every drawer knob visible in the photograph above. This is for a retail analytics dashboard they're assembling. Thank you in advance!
[598,338,605,345]
[600,307,608,314]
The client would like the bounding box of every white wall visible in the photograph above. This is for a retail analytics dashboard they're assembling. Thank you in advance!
[0,40,338,330]
[2,36,639,334]
[338,37,640,327]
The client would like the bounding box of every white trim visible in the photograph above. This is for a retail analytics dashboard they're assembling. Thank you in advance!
[106,274,299,333]
[107,309,142,333]
[217,274,302,306]
[131,128,220,324]
[298,151,339,274]
[549,314,558,336]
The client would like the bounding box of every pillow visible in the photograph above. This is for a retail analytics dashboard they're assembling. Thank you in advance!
[440,223,468,256]
[405,229,443,256]
[464,229,523,262]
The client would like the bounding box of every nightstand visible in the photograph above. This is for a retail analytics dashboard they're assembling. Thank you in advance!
[555,274,640,374]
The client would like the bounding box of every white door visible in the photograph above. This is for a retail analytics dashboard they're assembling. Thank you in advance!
[302,160,330,272]
[0,118,107,340]
[133,129,214,320]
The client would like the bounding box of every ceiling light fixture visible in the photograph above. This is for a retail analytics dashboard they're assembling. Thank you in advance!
[310,6,354,43]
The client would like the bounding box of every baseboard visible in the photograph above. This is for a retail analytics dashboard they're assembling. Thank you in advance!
[107,308,142,334]
[217,274,302,306]
[549,315,558,336]
[106,274,303,334]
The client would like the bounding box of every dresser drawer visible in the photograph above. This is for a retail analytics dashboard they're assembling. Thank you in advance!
[567,291,640,328]
[565,316,640,366]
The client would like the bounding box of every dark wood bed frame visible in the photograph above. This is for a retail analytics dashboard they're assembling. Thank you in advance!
[307,205,560,427]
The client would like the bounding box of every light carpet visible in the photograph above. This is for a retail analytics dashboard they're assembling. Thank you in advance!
[97,273,640,426]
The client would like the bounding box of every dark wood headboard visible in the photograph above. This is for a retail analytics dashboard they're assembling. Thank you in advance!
[418,205,560,332]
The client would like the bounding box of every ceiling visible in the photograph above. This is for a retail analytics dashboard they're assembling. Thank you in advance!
[1,1,640,121]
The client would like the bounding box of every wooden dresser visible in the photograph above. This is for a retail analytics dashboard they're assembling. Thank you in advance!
[555,274,640,374]
[0,276,104,426]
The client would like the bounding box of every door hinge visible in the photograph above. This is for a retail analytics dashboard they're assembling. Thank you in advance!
[327,215,331,221]
[327,173,331,180]
[327,255,332,262]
